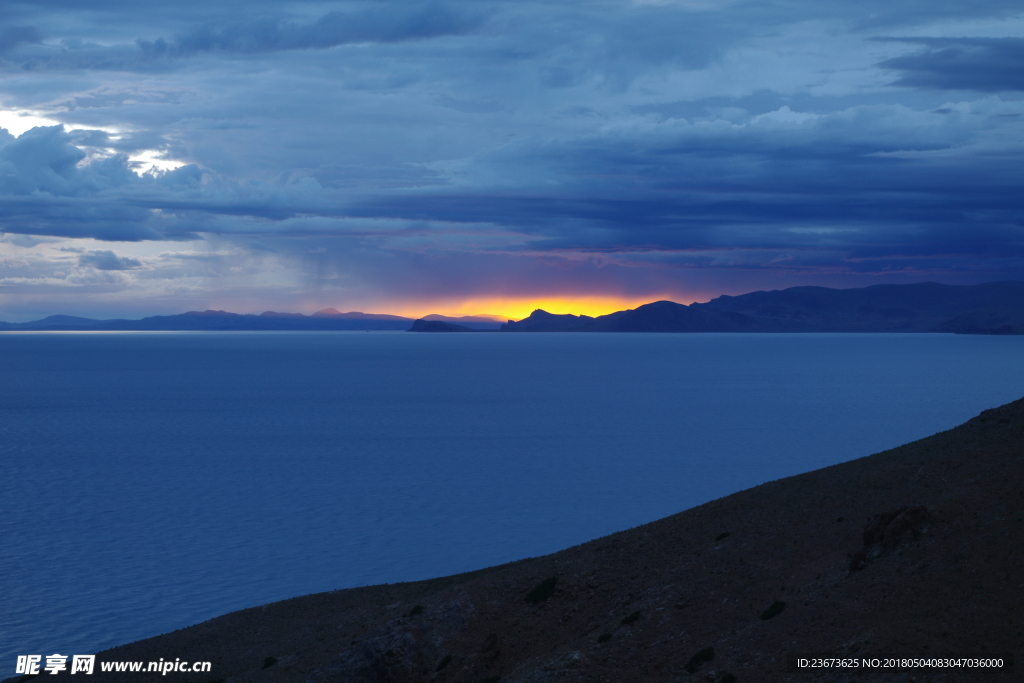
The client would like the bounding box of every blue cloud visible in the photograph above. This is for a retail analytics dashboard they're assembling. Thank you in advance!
[142,4,484,55]
[5,4,484,72]
[1,0,1024,315]
[0,26,43,54]
[879,38,1024,92]
[78,249,142,270]
[0,126,134,196]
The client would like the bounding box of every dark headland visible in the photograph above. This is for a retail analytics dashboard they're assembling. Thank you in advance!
[501,281,1024,333]
[30,397,1024,682]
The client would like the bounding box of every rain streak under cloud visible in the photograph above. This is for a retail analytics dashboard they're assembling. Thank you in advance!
[0,0,1023,320]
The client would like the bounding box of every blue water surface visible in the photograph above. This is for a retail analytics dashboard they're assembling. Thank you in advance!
[2,331,1023,662]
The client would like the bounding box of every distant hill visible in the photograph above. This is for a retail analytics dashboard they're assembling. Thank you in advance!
[698,281,1024,333]
[0,309,508,332]
[499,309,597,331]
[309,308,411,320]
[421,314,505,322]
[421,314,504,330]
[501,301,762,332]
[501,281,1024,334]
[0,310,414,331]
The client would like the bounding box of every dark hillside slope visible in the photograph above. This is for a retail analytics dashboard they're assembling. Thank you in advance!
[501,310,595,331]
[699,281,1024,332]
[19,399,1024,683]
[500,282,1024,333]
[502,302,759,332]
[590,300,761,332]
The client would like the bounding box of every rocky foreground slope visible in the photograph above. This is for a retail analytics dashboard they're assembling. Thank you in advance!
[24,399,1024,683]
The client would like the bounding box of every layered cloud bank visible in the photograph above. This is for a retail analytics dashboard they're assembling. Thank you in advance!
[0,0,1022,319]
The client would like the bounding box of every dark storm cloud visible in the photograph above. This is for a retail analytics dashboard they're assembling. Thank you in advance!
[4,3,483,72]
[163,5,482,53]
[2,0,1024,313]
[879,38,1024,91]
[3,96,1023,276]
[343,102,1024,264]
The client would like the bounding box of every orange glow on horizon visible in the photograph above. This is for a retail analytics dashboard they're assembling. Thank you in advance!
[387,295,692,321]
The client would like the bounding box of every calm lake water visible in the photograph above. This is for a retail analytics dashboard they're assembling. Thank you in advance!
[3,331,1024,662]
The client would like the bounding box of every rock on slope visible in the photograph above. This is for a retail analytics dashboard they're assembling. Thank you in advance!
[34,399,1024,683]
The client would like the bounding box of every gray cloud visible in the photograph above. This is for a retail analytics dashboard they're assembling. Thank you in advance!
[78,249,142,270]
[879,38,1024,92]
[0,126,136,196]
[6,4,484,72]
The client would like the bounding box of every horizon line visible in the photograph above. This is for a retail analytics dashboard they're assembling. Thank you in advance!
[2,279,1022,325]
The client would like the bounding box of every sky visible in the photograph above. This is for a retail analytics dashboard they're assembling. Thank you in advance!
[0,0,1022,321]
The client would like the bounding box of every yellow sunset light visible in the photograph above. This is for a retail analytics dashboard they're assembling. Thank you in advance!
[396,295,690,321]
